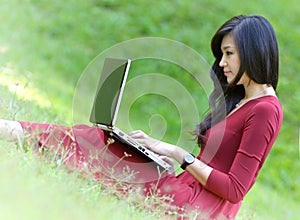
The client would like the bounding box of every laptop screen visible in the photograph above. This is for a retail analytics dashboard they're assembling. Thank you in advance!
[89,58,131,127]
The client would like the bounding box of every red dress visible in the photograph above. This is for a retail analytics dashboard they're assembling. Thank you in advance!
[20,96,283,219]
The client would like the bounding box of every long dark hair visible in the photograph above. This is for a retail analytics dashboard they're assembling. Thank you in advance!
[195,15,279,146]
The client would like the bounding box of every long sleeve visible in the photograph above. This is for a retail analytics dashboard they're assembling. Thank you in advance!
[204,101,283,203]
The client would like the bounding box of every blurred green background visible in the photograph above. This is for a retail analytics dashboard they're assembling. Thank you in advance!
[0,0,299,219]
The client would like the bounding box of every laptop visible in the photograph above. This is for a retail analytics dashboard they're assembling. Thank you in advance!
[89,57,172,172]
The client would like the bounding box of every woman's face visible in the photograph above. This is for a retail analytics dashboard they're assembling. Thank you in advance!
[219,34,249,85]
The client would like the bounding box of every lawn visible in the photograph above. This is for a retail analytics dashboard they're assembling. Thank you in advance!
[0,0,299,219]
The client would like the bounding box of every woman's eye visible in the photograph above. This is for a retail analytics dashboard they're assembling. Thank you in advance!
[226,51,233,56]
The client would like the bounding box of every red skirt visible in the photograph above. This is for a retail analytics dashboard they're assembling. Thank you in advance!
[20,122,169,184]
[20,121,238,219]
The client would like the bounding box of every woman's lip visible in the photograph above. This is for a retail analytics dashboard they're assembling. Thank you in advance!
[224,71,231,76]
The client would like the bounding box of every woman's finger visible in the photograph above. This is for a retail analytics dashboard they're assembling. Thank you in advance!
[128,130,147,138]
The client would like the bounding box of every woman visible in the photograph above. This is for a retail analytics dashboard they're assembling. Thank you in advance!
[0,15,282,219]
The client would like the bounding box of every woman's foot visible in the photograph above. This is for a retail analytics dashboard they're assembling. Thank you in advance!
[0,119,24,142]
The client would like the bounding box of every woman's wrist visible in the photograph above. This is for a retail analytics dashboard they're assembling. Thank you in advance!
[166,143,189,164]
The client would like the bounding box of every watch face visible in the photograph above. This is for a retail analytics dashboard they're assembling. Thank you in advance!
[185,154,195,163]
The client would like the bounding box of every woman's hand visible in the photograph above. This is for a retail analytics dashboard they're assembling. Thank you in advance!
[128,130,174,157]
[129,130,177,174]
[129,130,213,186]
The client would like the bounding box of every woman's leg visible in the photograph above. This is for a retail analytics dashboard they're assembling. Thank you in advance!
[0,120,178,208]
[0,119,24,142]
[1,120,169,185]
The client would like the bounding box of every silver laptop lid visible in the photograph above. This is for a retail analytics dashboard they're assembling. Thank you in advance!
[89,58,131,128]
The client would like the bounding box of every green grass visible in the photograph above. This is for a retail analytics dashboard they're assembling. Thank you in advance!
[0,142,158,220]
[0,0,300,219]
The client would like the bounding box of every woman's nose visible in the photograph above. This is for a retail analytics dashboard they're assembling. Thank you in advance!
[219,57,227,67]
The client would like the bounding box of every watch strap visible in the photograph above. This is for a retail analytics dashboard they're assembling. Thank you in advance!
[180,153,195,170]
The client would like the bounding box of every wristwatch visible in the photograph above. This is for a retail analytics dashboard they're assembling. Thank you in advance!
[180,153,195,170]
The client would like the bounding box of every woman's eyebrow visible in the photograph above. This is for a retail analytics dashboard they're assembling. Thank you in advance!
[221,45,236,51]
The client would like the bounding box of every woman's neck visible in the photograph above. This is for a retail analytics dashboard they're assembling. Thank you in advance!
[243,83,275,100]
[234,82,276,109]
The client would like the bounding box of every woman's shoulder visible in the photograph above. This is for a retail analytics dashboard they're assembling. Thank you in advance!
[247,95,283,120]
[251,95,282,110]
